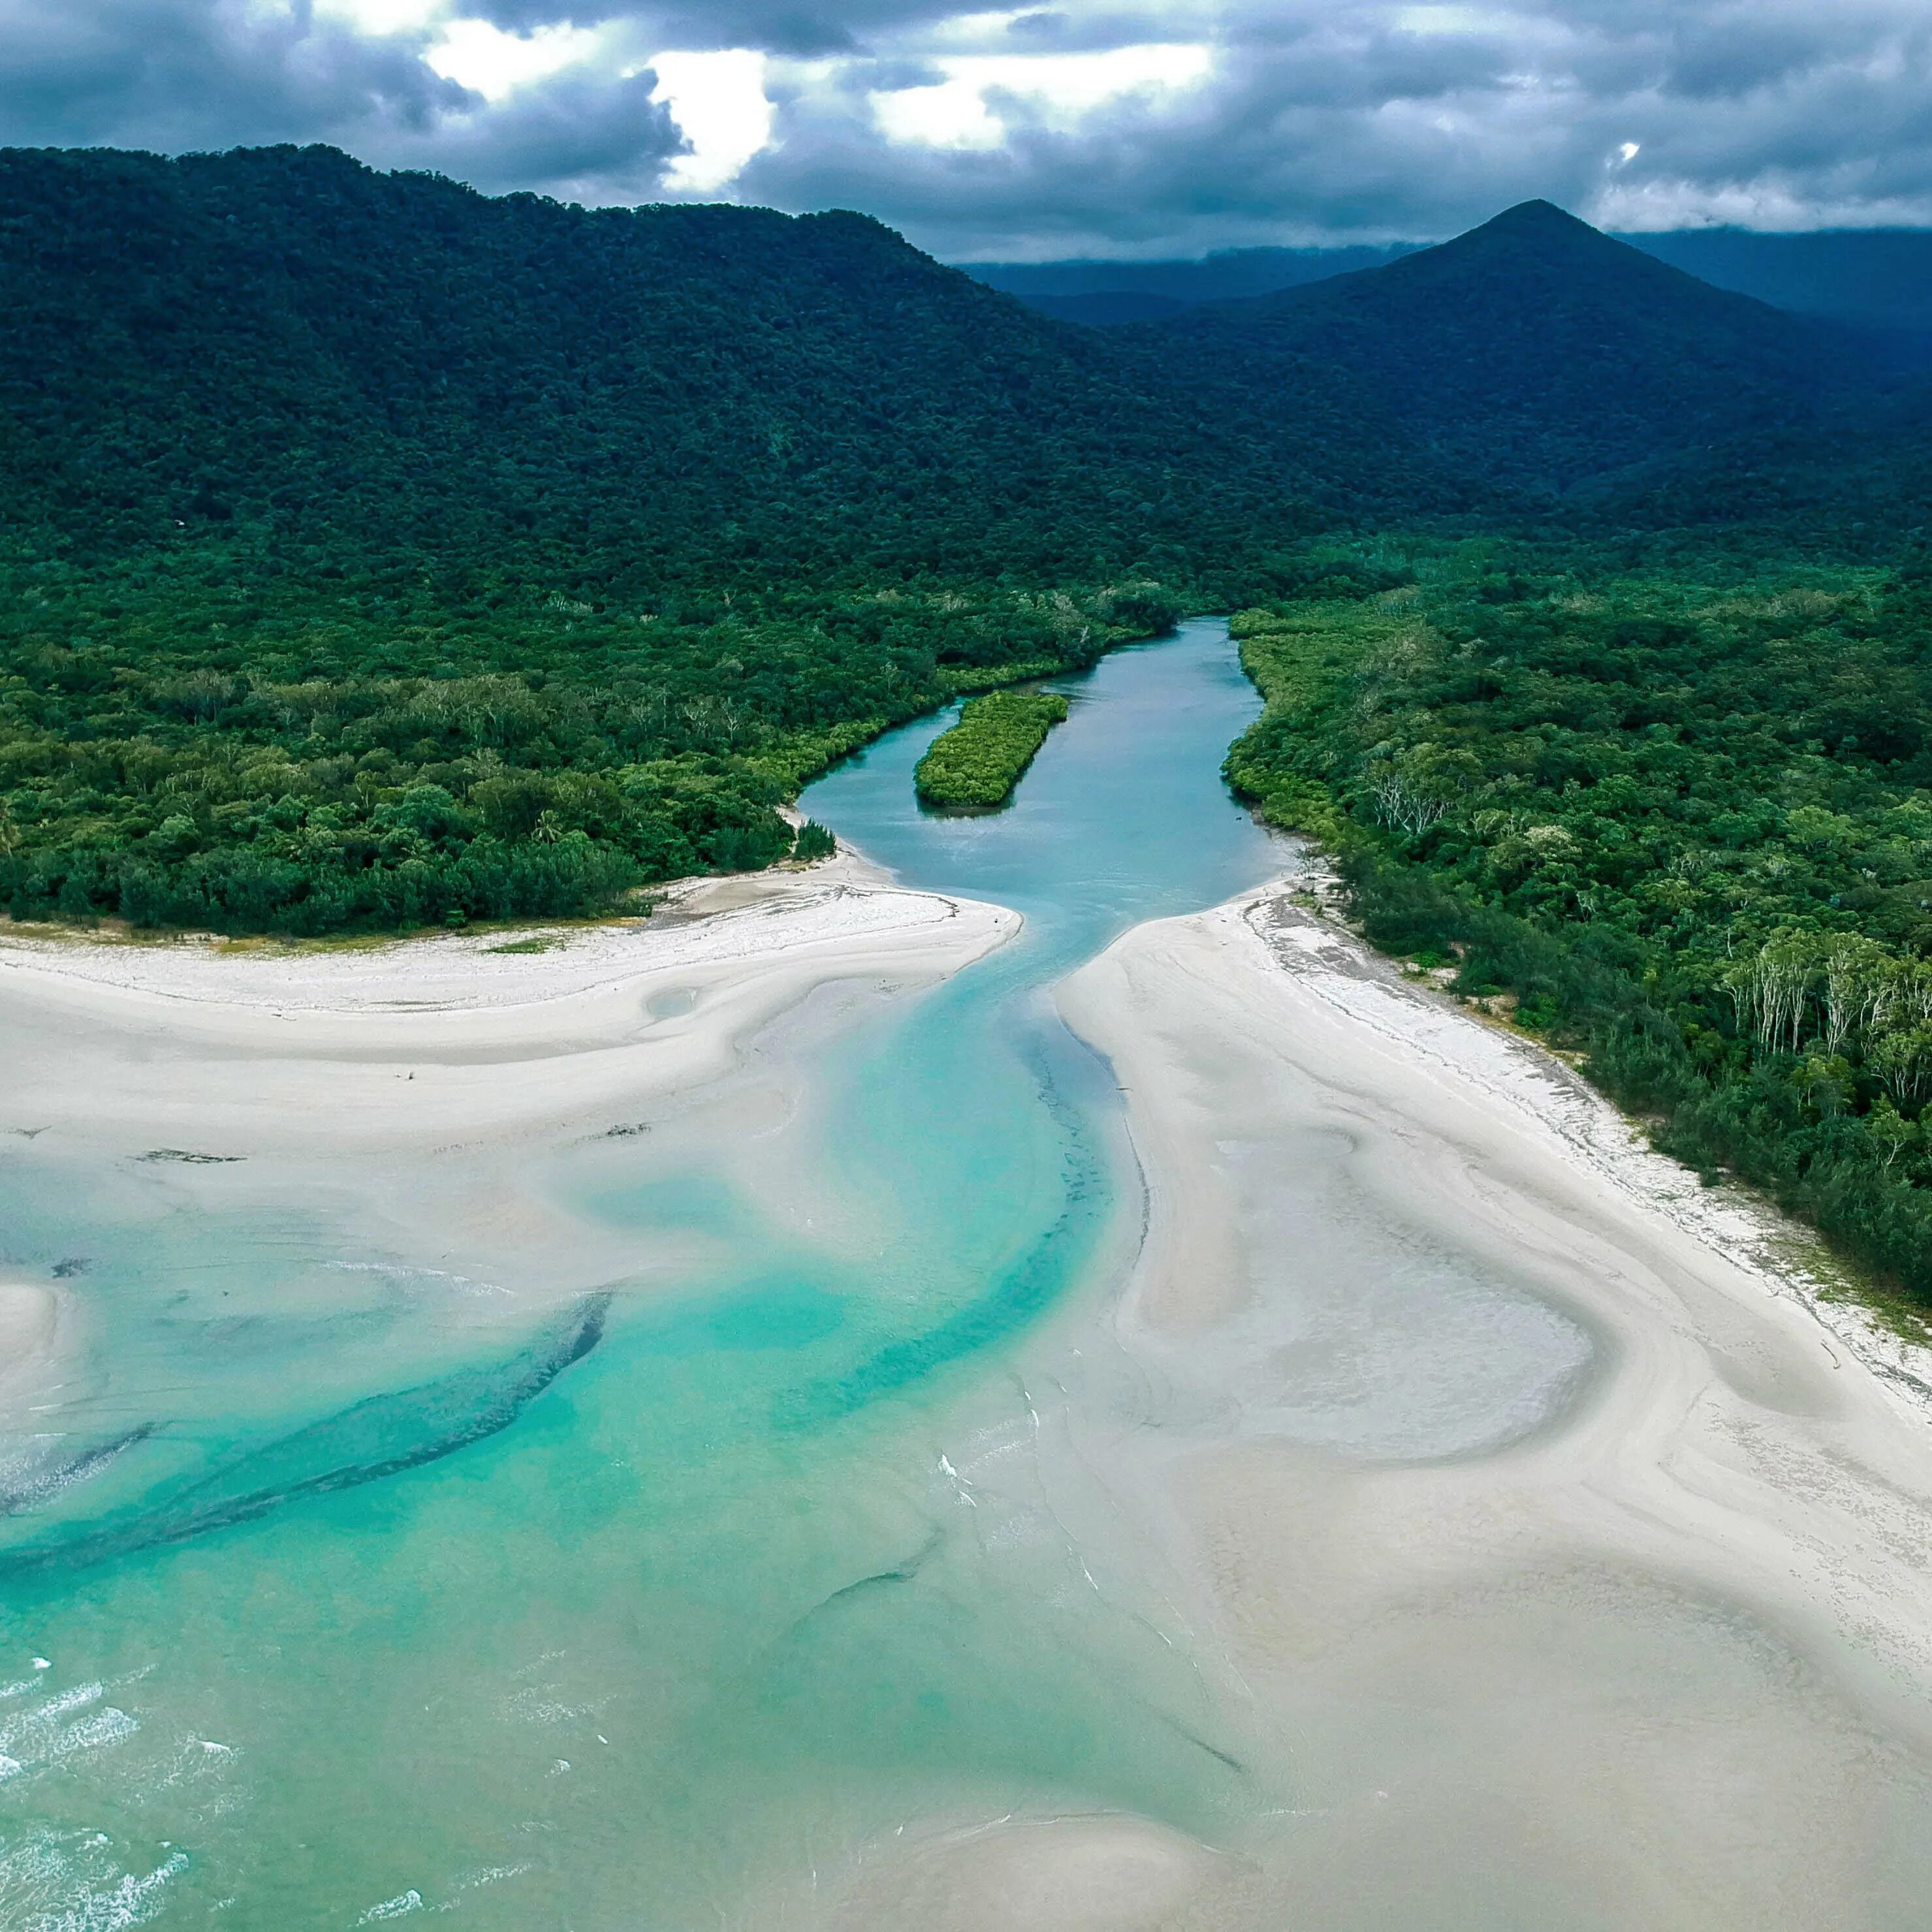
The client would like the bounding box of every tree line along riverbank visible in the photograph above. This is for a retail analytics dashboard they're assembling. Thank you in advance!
[1224,539,1932,1305]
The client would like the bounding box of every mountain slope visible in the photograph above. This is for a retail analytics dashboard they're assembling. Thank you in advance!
[1021,291,1194,326]
[1621,227,1932,341]
[968,228,1932,349]
[963,245,1421,313]
[0,143,1410,586]
[1133,200,1861,500]
[0,153,1918,939]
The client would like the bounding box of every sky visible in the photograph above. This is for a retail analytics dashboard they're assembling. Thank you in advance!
[5,0,1932,259]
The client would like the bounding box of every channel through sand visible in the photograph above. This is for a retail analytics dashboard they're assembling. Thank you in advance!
[0,621,1930,1925]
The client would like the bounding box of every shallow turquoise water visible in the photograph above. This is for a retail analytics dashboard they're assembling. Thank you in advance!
[0,623,1304,1926]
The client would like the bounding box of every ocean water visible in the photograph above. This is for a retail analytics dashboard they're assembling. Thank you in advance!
[0,623,1594,1927]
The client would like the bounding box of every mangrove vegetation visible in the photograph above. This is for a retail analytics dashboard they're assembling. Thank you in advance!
[915,690,1072,809]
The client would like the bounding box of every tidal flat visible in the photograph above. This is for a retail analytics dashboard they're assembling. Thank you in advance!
[1,622,1930,1928]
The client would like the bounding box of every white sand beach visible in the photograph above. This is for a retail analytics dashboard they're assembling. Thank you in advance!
[1019,873,1932,1929]
[10,844,1932,1928]
[0,859,1017,1299]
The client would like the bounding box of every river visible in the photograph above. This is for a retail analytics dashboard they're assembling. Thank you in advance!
[0,620,1320,1923]
[5,618,1926,1928]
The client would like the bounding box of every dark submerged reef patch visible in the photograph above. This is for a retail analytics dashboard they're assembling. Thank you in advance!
[0,1293,612,1575]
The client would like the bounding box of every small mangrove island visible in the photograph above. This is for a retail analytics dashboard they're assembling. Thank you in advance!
[915,689,1072,809]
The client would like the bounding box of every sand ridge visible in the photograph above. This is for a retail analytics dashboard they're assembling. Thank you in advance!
[0,859,1017,1164]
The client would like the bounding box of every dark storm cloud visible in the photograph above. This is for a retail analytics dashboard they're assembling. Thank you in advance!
[742,0,1932,253]
[460,0,968,55]
[1,0,462,151]
[2,0,1931,251]
[0,0,680,198]
[375,64,682,197]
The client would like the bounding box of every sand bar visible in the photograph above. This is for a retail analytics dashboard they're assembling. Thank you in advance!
[0,1281,59,1409]
[0,859,1013,1152]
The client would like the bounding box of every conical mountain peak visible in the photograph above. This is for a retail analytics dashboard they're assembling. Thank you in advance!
[1146,187,1841,494]
[1430,198,1643,267]
[1481,198,1592,232]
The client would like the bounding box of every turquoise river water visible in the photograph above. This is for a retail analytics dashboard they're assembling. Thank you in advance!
[0,622,1592,1926]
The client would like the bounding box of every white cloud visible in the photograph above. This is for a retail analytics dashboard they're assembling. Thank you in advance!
[426,18,604,103]
[313,0,447,33]
[873,76,1002,149]
[872,43,1213,150]
[652,50,774,191]
[1393,7,1523,36]
[1594,177,1932,232]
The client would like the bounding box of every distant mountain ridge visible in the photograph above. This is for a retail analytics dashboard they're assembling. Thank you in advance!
[964,245,1420,314]
[0,142,1385,586]
[0,149,1916,577]
[964,224,1932,343]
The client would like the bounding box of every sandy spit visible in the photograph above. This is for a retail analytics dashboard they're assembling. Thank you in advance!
[0,859,1014,1159]
[0,861,1017,1299]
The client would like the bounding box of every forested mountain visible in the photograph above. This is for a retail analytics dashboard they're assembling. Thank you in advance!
[0,148,1924,947]
[1623,227,1932,341]
[0,142,1337,935]
[964,244,1419,315]
[0,142,1395,586]
[0,143,1404,936]
[1126,200,1869,502]
[0,153,1902,592]
[1017,291,1194,327]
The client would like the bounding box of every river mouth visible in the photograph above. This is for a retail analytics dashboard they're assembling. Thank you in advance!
[13,618,1872,1932]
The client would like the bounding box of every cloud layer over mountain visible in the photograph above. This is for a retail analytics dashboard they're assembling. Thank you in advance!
[6,0,1932,254]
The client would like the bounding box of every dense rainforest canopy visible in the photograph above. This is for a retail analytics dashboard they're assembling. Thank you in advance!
[0,142,1401,583]
[7,143,1932,1295]
[0,562,1179,933]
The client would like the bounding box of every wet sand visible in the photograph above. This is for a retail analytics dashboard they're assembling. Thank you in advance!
[0,1280,59,1406]
[0,1282,57,1359]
